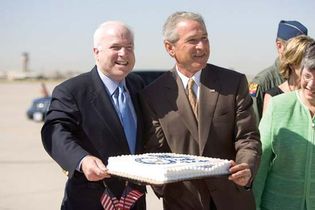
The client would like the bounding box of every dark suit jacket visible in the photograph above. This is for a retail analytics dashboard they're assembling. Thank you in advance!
[140,64,261,210]
[41,66,146,210]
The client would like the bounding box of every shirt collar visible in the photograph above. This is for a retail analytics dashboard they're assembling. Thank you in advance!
[176,66,201,88]
[97,67,126,96]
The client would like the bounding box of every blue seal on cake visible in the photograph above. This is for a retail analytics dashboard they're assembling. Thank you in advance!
[135,154,210,165]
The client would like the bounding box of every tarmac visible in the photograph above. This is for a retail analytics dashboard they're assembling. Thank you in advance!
[0,81,162,210]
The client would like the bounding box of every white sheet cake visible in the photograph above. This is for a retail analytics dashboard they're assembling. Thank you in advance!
[107,153,231,185]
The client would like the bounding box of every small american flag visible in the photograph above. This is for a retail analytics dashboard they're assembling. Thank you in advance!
[101,183,144,210]
[100,187,119,210]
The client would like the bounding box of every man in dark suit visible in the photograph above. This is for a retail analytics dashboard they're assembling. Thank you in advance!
[41,21,146,210]
[140,11,261,210]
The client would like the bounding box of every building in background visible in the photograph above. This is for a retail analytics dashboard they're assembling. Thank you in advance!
[21,52,29,72]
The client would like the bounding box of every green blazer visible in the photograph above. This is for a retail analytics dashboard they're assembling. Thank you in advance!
[253,91,315,210]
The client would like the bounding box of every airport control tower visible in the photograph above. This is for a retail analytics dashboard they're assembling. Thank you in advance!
[21,52,29,72]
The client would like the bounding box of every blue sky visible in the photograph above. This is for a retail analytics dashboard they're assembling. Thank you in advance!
[1,0,314,76]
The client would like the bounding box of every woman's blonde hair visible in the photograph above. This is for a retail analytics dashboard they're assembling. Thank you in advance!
[280,35,314,79]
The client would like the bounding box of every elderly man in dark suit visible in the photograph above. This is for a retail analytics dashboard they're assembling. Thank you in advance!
[140,11,261,210]
[41,21,146,210]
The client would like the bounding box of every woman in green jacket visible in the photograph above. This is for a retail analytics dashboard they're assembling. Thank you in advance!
[253,42,315,210]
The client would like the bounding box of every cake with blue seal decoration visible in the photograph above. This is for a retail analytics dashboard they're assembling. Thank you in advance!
[107,153,231,185]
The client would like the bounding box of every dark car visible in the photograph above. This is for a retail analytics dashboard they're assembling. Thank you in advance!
[26,70,166,122]
[26,96,52,122]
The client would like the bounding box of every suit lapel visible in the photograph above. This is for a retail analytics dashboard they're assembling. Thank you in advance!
[198,66,220,155]
[89,68,130,153]
[165,70,199,142]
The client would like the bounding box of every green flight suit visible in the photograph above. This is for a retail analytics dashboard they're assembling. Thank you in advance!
[249,58,284,125]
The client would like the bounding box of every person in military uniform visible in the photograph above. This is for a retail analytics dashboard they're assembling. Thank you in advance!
[249,20,308,124]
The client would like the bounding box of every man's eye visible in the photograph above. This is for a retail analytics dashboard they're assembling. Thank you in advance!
[111,46,121,50]
[188,39,198,44]
[202,37,208,41]
[111,46,133,51]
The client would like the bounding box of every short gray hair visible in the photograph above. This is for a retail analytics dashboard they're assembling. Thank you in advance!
[93,21,134,48]
[163,11,206,43]
[301,42,315,71]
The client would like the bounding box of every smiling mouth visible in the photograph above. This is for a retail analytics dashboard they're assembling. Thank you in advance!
[193,53,207,58]
[306,88,315,94]
[116,60,128,65]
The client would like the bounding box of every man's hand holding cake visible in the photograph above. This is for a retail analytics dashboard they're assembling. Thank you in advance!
[228,161,252,187]
[81,155,111,181]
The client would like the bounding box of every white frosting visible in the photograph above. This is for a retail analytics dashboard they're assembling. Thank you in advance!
[107,153,231,185]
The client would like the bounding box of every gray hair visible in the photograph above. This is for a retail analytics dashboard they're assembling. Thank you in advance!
[93,21,134,48]
[163,11,206,43]
[301,42,315,71]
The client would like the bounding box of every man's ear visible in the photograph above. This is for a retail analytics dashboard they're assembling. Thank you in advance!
[164,41,175,57]
[93,48,100,62]
[276,40,285,56]
[93,47,99,56]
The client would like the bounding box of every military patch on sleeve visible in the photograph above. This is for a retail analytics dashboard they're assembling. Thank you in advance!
[249,82,258,97]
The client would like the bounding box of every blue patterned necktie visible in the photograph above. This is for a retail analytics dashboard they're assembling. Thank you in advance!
[117,83,136,154]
